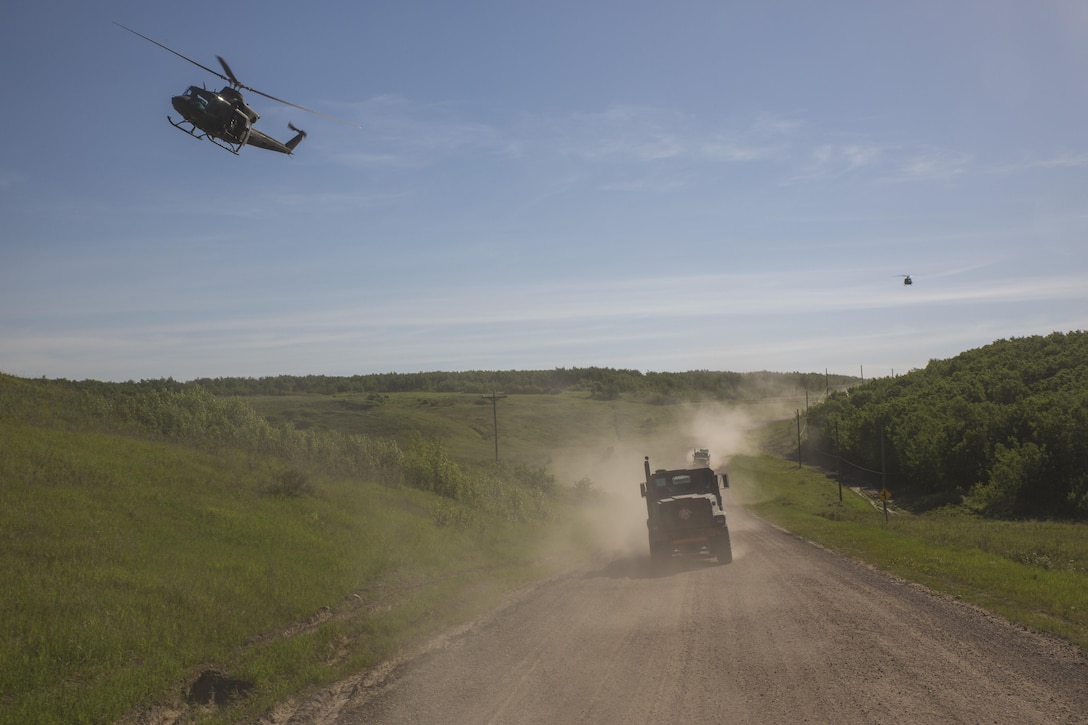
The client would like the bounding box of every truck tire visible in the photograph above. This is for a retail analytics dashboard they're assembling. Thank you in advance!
[716,536,733,564]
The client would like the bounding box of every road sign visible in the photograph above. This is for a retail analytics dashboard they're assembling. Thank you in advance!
[879,488,892,502]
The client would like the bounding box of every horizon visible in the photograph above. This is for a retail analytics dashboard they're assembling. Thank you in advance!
[4,335,1056,386]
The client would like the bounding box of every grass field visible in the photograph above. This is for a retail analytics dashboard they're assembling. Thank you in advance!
[3,385,1086,723]
[0,418,588,723]
[728,453,1088,650]
[244,389,792,467]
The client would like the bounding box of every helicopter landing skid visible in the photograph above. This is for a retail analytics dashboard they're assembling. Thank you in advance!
[168,116,243,155]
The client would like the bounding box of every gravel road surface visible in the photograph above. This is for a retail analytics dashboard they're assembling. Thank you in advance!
[275,494,1088,724]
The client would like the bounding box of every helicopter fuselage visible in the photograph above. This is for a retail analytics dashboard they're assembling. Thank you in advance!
[170,86,254,145]
[168,85,303,154]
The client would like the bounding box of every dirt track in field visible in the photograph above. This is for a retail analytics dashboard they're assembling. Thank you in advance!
[266,494,1088,724]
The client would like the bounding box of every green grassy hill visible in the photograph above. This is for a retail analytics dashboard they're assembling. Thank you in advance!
[3,421,502,722]
[3,363,1087,723]
[0,378,603,722]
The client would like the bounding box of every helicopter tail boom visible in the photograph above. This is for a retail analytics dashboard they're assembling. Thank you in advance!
[242,124,306,154]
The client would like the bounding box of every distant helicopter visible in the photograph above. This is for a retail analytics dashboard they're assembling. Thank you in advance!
[899,275,913,286]
[117,23,350,155]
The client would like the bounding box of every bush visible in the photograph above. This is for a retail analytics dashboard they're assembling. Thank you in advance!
[267,467,313,497]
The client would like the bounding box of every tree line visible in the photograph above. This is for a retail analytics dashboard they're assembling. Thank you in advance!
[189,367,854,401]
[806,331,1088,520]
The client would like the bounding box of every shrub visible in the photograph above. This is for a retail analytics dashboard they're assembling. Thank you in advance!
[267,467,313,497]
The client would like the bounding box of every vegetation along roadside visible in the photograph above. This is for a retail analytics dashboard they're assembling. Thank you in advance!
[2,333,1086,722]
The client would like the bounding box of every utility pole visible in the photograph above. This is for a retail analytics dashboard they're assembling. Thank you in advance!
[481,391,507,462]
[876,423,894,523]
[880,422,886,492]
[796,409,803,468]
[835,421,842,503]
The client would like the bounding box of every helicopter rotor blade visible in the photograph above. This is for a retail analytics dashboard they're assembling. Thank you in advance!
[115,23,231,85]
[241,86,359,127]
[215,58,358,126]
[216,56,241,87]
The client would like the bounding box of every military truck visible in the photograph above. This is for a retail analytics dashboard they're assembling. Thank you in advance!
[640,456,732,564]
[693,448,711,466]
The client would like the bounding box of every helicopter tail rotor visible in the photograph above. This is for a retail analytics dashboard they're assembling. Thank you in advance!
[285,123,307,152]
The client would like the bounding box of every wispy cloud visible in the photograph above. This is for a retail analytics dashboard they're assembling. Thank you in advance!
[750,113,805,136]
[699,140,784,162]
[256,188,411,213]
[6,254,1086,381]
[8,263,1084,338]
[600,175,690,193]
[784,143,884,183]
[890,148,972,181]
[992,152,1088,175]
[563,106,689,161]
[324,98,996,194]
[333,95,519,168]
[559,106,798,165]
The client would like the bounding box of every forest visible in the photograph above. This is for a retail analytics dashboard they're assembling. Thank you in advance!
[806,331,1088,520]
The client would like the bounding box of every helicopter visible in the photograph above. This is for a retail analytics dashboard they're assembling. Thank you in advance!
[898,274,913,286]
[117,23,349,155]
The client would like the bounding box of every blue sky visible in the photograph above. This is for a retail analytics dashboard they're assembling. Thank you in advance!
[2,1,1086,382]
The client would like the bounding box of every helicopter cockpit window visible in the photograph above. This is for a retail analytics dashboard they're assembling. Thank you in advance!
[184,87,209,110]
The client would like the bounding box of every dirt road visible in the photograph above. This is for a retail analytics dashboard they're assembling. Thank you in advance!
[277,496,1088,724]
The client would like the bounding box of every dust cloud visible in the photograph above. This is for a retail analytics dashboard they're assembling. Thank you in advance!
[543,400,794,561]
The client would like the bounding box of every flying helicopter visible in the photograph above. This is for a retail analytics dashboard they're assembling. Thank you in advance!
[117,23,350,155]
[899,275,913,286]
